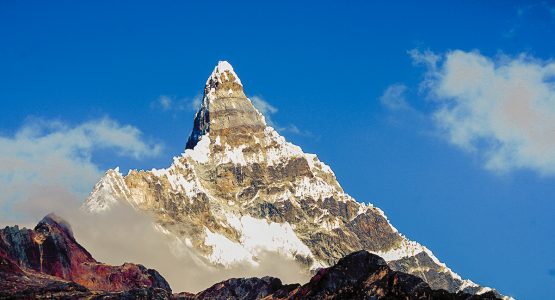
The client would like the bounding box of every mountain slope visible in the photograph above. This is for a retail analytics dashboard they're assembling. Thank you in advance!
[83,61,498,296]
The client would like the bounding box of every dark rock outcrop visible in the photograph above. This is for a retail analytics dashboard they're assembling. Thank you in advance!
[177,250,501,300]
[177,276,299,300]
[278,250,500,300]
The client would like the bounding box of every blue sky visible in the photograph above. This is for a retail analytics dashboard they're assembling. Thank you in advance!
[1,1,554,298]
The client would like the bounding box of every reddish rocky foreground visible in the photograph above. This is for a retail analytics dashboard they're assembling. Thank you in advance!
[1,214,501,299]
[0,213,171,299]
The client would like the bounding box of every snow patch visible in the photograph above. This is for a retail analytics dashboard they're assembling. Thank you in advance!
[204,227,255,266]
[230,215,313,258]
[373,239,426,261]
[305,153,334,175]
[184,134,211,163]
[150,158,203,199]
[204,214,320,269]
[221,145,247,165]
[263,127,304,166]
[294,176,336,201]
[207,61,242,86]
[82,168,131,212]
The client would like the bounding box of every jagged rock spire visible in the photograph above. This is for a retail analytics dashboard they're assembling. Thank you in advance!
[186,61,266,149]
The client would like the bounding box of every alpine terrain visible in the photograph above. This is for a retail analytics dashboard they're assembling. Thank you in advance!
[82,61,500,296]
[0,214,499,299]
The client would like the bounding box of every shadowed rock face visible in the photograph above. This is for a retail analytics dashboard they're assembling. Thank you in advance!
[176,250,501,300]
[176,276,299,300]
[186,60,266,149]
[0,214,171,297]
[278,251,500,300]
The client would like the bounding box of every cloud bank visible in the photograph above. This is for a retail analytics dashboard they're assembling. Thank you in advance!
[0,117,162,222]
[412,49,555,175]
[67,203,309,293]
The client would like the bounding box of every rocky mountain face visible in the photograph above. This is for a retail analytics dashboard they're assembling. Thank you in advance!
[82,61,498,296]
[178,251,500,300]
[0,214,172,299]
[0,214,500,299]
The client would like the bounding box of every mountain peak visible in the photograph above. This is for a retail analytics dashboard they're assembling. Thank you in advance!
[207,61,242,87]
[37,213,75,239]
[186,61,266,149]
[82,61,501,297]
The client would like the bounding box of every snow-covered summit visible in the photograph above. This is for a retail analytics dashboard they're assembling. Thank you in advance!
[206,60,242,86]
[82,61,501,297]
[186,61,265,149]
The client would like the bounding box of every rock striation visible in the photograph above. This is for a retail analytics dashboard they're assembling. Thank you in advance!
[82,61,501,296]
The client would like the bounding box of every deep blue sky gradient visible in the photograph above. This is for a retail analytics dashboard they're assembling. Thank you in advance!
[1,1,554,298]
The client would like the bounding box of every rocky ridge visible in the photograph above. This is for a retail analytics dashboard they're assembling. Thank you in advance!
[83,61,500,296]
[177,251,500,300]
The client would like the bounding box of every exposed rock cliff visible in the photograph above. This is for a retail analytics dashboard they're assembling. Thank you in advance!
[82,61,499,296]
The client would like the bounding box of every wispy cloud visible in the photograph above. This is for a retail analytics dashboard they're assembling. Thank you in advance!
[152,95,202,112]
[0,117,162,222]
[251,96,278,118]
[251,96,279,127]
[411,49,555,175]
[380,83,409,110]
[158,95,173,110]
[250,96,312,136]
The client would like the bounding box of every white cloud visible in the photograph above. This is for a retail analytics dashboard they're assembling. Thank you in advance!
[409,48,440,69]
[190,96,202,111]
[380,83,409,110]
[158,95,173,110]
[153,95,202,112]
[0,117,162,221]
[413,49,555,174]
[250,96,311,136]
[65,203,309,293]
[251,95,278,126]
